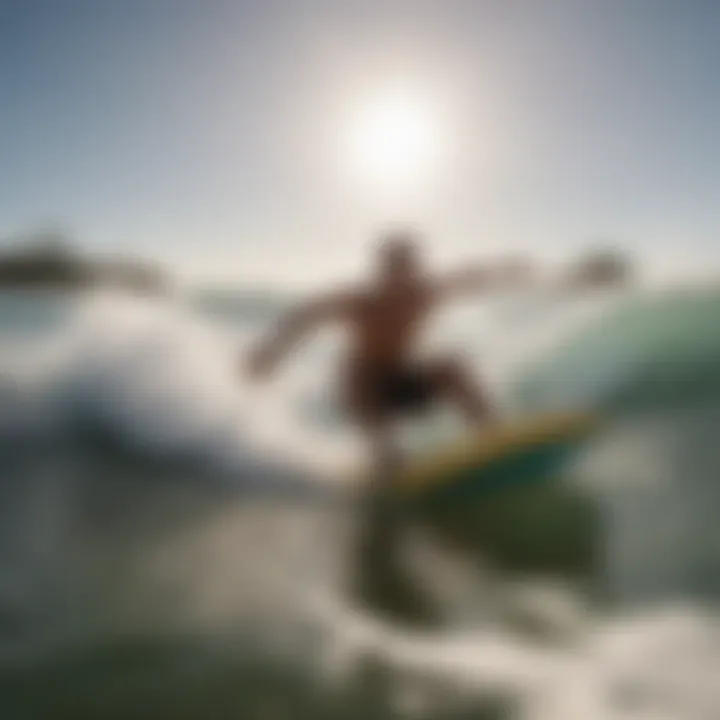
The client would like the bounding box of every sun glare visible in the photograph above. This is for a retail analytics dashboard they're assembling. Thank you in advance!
[346,93,442,187]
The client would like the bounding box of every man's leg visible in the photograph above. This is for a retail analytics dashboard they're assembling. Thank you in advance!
[428,356,495,425]
[358,415,401,553]
[365,418,400,482]
[351,413,440,626]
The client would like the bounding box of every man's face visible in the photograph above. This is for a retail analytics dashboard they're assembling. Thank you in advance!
[378,234,421,283]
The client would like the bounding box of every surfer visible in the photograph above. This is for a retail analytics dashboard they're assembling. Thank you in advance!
[245,232,609,625]
[246,231,530,477]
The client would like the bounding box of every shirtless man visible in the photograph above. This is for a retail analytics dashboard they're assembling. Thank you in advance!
[246,234,614,624]
[246,231,530,477]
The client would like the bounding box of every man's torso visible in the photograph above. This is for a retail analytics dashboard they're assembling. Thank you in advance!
[345,280,434,368]
[336,281,438,419]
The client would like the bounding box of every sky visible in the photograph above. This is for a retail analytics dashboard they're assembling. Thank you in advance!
[2,0,720,285]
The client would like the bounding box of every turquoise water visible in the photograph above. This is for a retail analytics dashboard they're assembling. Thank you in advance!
[516,289,720,414]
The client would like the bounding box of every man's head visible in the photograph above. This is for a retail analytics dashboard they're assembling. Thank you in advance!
[376,230,422,283]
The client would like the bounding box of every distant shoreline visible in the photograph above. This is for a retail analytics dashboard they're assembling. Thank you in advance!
[0,239,168,296]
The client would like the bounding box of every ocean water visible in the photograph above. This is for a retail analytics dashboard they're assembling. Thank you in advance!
[0,286,719,719]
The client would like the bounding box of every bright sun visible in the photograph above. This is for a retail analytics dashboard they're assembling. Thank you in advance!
[346,93,442,187]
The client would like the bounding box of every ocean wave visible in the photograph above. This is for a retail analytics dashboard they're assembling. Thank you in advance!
[0,289,720,718]
[3,286,720,488]
[516,288,720,415]
[0,292,356,483]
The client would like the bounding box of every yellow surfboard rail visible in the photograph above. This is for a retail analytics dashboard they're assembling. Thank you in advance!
[399,411,600,496]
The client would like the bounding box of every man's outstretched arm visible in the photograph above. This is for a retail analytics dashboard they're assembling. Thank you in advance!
[245,291,353,379]
[436,254,625,301]
[435,258,537,300]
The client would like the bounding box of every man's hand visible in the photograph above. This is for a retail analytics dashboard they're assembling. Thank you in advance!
[560,251,631,292]
[244,344,277,381]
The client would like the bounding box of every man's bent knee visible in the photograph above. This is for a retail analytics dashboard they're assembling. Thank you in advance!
[430,356,468,383]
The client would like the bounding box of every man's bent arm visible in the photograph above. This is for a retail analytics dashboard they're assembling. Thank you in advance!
[246,292,353,378]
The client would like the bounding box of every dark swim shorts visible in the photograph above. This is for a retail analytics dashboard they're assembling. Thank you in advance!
[373,365,435,414]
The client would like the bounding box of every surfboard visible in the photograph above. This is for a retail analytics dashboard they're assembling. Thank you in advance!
[399,411,599,504]
[356,411,602,597]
